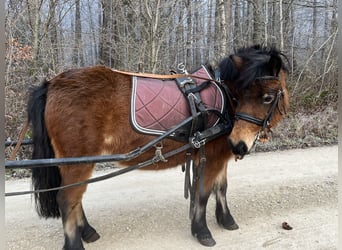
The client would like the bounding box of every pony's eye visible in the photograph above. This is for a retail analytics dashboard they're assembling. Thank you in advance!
[262,93,275,104]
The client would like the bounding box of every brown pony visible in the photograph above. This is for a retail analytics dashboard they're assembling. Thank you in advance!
[27,45,289,249]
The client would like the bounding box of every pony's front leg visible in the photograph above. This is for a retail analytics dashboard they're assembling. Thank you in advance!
[190,155,217,247]
[57,165,99,250]
[214,164,239,230]
[191,152,239,247]
[191,186,215,246]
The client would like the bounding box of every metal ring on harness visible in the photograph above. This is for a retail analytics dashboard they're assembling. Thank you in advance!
[152,142,168,163]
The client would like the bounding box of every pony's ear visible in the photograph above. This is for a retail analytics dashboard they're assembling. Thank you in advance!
[219,55,241,81]
[268,54,282,76]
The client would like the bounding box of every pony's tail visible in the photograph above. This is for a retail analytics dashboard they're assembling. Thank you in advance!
[27,79,61,218]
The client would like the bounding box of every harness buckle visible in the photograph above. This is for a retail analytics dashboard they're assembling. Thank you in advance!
[152,143,168,163]
[179,79,193,88]
[190,135,206,149]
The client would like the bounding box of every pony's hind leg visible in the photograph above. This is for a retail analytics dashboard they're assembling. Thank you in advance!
[214,164,239,230]
[57,164,99,250]
[80,204,100,243]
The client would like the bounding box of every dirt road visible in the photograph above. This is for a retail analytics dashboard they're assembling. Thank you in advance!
[5,146,337,250]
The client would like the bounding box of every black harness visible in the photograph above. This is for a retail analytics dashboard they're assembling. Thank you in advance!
[170,64,235,218]
[171,64,235,145]
[172,71,285,218]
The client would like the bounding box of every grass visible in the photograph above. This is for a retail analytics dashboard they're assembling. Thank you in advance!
[253,106,338,152]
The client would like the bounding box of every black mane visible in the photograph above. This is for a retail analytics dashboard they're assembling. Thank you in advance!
[219,45,288,90]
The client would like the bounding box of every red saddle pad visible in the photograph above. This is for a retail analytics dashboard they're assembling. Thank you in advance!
[130,65,224,136]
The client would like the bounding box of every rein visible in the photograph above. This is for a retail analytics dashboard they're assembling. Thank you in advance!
[5,115,196,196]
[6,143,192,197]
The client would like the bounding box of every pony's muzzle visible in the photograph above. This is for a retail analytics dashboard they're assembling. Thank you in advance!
[228,139,248,160]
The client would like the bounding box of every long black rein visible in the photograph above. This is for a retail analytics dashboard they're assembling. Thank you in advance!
[6,144,192,197]
[5,115,197,196]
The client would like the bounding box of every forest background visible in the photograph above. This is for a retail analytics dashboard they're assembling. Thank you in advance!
[4,0,338,162]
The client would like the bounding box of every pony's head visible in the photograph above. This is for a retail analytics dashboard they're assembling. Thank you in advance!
[219,45,289,160]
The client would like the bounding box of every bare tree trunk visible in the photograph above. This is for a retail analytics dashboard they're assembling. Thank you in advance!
[87,0,98,65]
[185,0,192,67]
[264,0,268,45]
[279,0,284,51]
[224,0,232,53]
[27,0,43,68]
[247,0,253,45]
[176,1,185,65]
[193,0,201,66]
[48,0,58,70]
[312,0,317,49]
[73,0,83,66]
[98,0,114,66]
[233,0,240,50]
[217,0,227,57]
[206,0,214,60]
[330,0,337,35]
[270,0,277,47]
[252,1,263,45]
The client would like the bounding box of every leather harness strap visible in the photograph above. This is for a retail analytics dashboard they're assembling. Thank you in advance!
[173,66,208,137]
[112,69,218,83]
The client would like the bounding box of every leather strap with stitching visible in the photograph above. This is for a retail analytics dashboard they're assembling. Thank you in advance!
[112,69,217,83]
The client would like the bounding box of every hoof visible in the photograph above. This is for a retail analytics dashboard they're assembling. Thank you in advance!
[63,244,85,250]
[194,233,216,247]
[63,247,85,250]
[82,227,100,243]
[197,236,216,247]
[217,215,239,231]
[83,231,100,243]
[225,222,239,231]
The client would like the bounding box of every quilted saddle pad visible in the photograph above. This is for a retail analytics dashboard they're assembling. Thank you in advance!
[130,65,224,136]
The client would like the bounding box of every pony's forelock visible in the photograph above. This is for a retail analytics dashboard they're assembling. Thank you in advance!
[219,45,288,90]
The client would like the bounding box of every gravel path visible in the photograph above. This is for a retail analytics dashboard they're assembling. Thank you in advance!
[5,146,337,250]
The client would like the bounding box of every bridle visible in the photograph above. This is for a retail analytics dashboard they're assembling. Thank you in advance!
[233,76,285,141]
